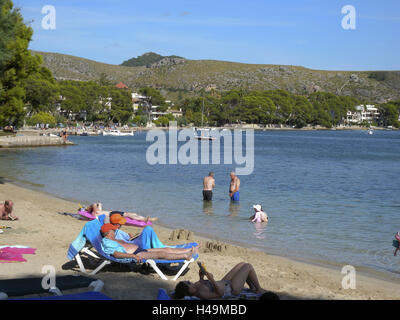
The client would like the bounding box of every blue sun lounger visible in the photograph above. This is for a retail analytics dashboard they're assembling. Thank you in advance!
[67,217,198,280]
[18,291,112,300]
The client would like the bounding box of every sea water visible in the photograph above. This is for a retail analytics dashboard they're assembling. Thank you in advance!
[0,130,399,278]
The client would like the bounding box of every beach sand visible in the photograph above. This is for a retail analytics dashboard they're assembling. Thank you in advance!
[0,182,399,300]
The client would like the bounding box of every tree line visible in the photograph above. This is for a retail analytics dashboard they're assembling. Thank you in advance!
[176,90,400,128]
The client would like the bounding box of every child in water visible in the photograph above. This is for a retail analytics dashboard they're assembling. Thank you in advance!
[250,204,268,223]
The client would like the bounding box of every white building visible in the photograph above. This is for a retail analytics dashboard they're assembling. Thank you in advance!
[346,105,380,124]
[132,92,149,112]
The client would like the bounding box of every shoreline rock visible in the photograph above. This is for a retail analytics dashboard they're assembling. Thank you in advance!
[0,136,75,148]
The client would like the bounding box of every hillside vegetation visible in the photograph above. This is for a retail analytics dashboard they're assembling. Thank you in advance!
[33,50,400,103]
[121,52,184,67]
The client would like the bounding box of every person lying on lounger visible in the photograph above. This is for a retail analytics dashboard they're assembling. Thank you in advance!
[174,262,277,300]
[100,223,198,263]
[0,200,18,221]
[85,203,158,222]
[109,214,166,249]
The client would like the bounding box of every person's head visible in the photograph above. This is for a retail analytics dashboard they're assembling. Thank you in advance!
[230,172,236,179]
[253,204,262,212]
[87,203,102,213]
[209,172,214,178]
[4,200,13,212]
[100,224,118,239]
[174,281,197,299]
[110,214,126,229]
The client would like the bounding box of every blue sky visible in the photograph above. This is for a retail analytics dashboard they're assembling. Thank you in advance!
[14,0,400,70]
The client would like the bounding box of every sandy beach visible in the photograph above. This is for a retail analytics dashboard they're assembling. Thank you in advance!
[0,181,399,300]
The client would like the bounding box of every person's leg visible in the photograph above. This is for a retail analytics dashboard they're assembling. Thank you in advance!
[137,249,192,261]
[229,263,266,295]
[222,262,247,281]
[147,247,192,255]
[125,212,158,222]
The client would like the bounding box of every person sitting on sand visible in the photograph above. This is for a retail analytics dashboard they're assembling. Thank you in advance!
[85,203,158,223]
[249,204,268,223]
[100,223,198,262]
[174,262,275,300]
[0,200,18,221]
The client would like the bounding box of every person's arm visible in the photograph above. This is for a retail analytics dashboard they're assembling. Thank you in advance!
[199,270,205,281]
[112,251,142,263]
[204,272,224,297]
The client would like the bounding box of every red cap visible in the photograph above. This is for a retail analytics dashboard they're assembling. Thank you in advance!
[110,214,126,225]
[101,223,118,234]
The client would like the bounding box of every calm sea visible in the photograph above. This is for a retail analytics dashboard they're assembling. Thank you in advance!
[1,130,399,278]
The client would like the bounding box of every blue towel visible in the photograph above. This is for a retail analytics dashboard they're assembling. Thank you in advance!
[67,227,86,260]
[115,226,166,249]
[157,288,171,300]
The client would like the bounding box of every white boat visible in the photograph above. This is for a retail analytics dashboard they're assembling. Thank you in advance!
[193,128,216,141]
[102,130,134,136]
[193,98,217,141]
[367,129,374,135]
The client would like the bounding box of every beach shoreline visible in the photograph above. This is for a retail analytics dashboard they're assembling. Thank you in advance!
[6,175,400,285]
[0,180,399,300]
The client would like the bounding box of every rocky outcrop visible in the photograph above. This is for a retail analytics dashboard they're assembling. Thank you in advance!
[150,57,186,68]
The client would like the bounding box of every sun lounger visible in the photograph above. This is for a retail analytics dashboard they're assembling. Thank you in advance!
[0,275,103,300]
[17,291,112,300]
[68,218,198,280]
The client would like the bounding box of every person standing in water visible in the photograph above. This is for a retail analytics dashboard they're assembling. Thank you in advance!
[203,172,215,201]
[229,172,240,201]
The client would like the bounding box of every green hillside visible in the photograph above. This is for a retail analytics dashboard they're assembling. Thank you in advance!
[32,50,400,103]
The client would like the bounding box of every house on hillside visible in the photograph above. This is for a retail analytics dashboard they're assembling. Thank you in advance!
[346,105,380,124]
[132,92,150,112]
[115,82,129,89]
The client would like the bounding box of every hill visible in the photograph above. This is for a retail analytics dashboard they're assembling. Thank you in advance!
[32,50,400,103]
[121,52,185,67]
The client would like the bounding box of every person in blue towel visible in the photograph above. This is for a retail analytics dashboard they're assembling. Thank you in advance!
[100,223,198,263]
[109,214,166,249]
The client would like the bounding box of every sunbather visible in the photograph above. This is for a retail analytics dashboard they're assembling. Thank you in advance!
[0,200,18,221]
[109,214,166,249]
[85,203,158,222]
[100,224,198,263]
[174,262,274,300]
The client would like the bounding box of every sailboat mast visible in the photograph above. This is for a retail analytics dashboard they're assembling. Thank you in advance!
[201,97,204,127]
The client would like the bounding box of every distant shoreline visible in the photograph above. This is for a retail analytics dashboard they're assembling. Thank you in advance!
[14,125,398,137]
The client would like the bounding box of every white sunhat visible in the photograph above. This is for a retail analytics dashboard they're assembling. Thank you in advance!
[253,204,262,211]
